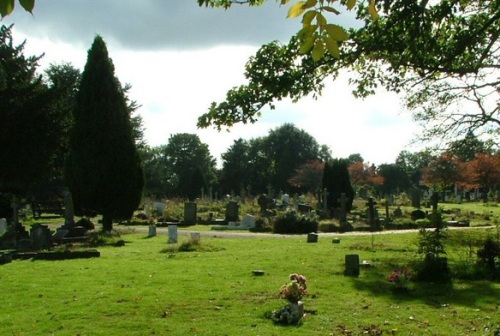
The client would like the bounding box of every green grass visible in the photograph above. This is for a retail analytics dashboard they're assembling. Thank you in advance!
[1,229,499,335]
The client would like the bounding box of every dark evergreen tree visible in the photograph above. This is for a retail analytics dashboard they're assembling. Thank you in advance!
[0,25,65,197]
[322,159,355,216]
[64,35,144,231]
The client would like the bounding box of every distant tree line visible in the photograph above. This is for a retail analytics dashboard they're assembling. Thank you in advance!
[1,24,498,227]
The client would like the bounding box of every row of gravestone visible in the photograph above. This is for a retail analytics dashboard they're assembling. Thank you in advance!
[147,223,201,244]
[150,201,241,225]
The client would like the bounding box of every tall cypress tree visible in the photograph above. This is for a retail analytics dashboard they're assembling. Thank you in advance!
[322,159,355,216]
[65,35,144,231]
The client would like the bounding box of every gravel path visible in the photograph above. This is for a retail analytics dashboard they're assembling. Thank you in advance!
[125,225,494,239]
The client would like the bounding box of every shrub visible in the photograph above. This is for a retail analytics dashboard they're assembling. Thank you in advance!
[416,211,452,283]
[272,210,318,234]
[477,237,500,278]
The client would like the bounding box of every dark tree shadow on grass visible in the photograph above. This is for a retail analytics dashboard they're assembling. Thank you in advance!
[350,270,500,309]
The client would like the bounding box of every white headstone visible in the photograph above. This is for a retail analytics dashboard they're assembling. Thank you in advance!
[0,218,7,235]
[241,214,256,229]
[168,224,178,243]
[281,193,290,205]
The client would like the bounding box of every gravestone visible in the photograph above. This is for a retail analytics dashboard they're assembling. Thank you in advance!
[241,214,256,229]
[31,224,52,249]
[338,193,348,224]
[63,190,75,227]
[190,232,200,243]
[298,203,312,214]
[0,218,7,236]
[153,202,166,217]
[332,237,341,244]
[366,197,379,230]
[411,189,421,208]
[183,202,197,225]
[307,232,318,243]
[225,201,239,222]
[344,254,360,277]
[148,224,157,237]
[168,224,178,244]
[281,193,290,205]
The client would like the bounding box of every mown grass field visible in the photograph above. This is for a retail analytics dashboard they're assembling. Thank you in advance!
[1,226,499,335]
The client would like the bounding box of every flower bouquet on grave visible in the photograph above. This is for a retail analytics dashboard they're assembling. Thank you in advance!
[387,268,412,291]
[271,273,308,325]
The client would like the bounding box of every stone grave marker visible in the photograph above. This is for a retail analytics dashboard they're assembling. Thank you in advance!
[31,224,52,249]
[63,190,76,227]
[241,214,256,229]
[344,254,360,276]
[338,193,348,224]
[0,218,7,236]
[225,201,239,222]
[183,202,197,225]
[332,237,341,244]
[190,232,200,243]
[365,197,379,230]
[307,232,318,243]
[148,224,157,237]
[153,202,166,217]
[168,224,178,244]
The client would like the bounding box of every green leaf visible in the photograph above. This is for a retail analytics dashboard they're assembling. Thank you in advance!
[297,24,317,39]
[312,39,325,62]
[299,36,315,54]
[316,12,327,27]
[287,1,306,18]
[346,0,356,10]
[19,0,34,13]
[324,36,340,58]
[303,0,317,9]
[325,24,350,41]
[320,6,340,15]
[301,9,316,25]
[281,0,291,4]
[368,0,379,20]
[0,0,15,18]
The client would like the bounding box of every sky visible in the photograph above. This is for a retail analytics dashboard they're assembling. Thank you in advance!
[2,0,421,167]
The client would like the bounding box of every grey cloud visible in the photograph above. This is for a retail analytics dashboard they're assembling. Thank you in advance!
[4,0,302,50]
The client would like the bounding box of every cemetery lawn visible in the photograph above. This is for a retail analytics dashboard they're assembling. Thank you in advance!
[1,229,499,335]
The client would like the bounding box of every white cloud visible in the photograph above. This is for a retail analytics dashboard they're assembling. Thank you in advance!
[9,6,421,169]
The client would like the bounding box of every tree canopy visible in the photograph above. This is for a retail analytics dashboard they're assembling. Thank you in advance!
[197,0,499,149]
[0,24,66,196]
